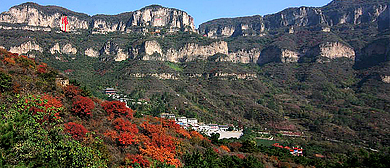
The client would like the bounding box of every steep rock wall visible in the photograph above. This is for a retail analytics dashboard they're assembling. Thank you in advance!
[9,41,43,55]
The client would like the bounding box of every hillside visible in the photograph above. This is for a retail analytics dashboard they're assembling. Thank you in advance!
[1,0,390,167]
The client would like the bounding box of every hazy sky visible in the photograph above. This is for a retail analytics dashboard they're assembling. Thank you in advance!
[0,0,332,27]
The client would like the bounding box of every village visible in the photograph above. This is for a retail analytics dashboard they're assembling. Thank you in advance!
[104,88,305,156]
[104,88,244,140]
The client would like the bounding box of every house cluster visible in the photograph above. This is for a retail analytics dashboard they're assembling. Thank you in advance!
[273,143,304,156]
[160,113,230,133]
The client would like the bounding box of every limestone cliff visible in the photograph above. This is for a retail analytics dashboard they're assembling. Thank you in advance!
[99,41,129,61]
[9,41,43,55]
[227,48,261,63]
[50,43,77,55]
[258,46,299,65]
[141,41,228,62]
[84,48,99,58]
[316,42,355,59]
[199,0,388,38]
[0,3,195,33]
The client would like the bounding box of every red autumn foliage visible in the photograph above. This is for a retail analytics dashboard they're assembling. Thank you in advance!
[72,95,95,117]
[64,122,88,140]
[28,94,63,123]
[235,153,245,159]
[113,118,139,133]
[64,85,81,98]
[118,132,137,146]
[37,63,47,73]
[228,142,243,152]
[125,154,150,167]
[101,101,134,120]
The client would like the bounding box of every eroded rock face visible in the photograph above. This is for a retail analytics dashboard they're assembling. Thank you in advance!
[0,3,195,33]
[258,46,299,65]
[144,40,163,56]
[50,43,77,55]
[142,41,228,62]
[199,1,388,38]
[318,42,355,59]
[84,48,99,58]
[0,3,89,31]
[9,41,43,54]
[382,76,390,83]
[131,6,195,32]
[99,41,129,61]
[227,48,261,63]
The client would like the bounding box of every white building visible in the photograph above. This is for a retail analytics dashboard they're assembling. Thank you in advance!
[176,117,188,126]
[209,124,219,132]
[160,113,176,120]
[219,125,229,132]
[187,118,198,126]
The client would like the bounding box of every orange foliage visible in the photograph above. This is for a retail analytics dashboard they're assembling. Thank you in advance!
[190,131,206,140]
[104,130,119,141]
[71,95,95,117]
[140,145,181,167]
[3,57,15,65]
[101,101,134,120]
[139,121,181,167]
[220,145,231,152]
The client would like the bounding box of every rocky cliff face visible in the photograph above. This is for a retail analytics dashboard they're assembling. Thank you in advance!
[199,0,388,38]
[50,43,77,55]
[258,46,299,65]
[227,48,261,63]
[141,41,228,62]
[258,42,355,65]
[317,42,355,59]
[0,3,89,30]
[99,41,129,61]
[0,3,195,33]
[9,41,43,55]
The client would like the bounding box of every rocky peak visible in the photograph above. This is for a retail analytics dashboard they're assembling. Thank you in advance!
[0,2,196,33]
[199,0,388,38]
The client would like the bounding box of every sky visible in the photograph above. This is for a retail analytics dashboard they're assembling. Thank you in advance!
[0,0,333,28]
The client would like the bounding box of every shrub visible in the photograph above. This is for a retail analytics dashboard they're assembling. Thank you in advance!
[0,72,12,92]
[72,95,95,117]
[101,101,134,119]
[125,154,150,167]
[64,85,81,98]
[64,122,89,140]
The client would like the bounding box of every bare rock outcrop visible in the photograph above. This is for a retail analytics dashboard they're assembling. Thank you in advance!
[99,41,129,61]
[50,43,77,55]
[9,41,43,55]
[84,48,99,58]
[318,42,355,59]
[258,46,299,65]
[0,3,195,33]
[227,48,261,63]
[142,41,228,62]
